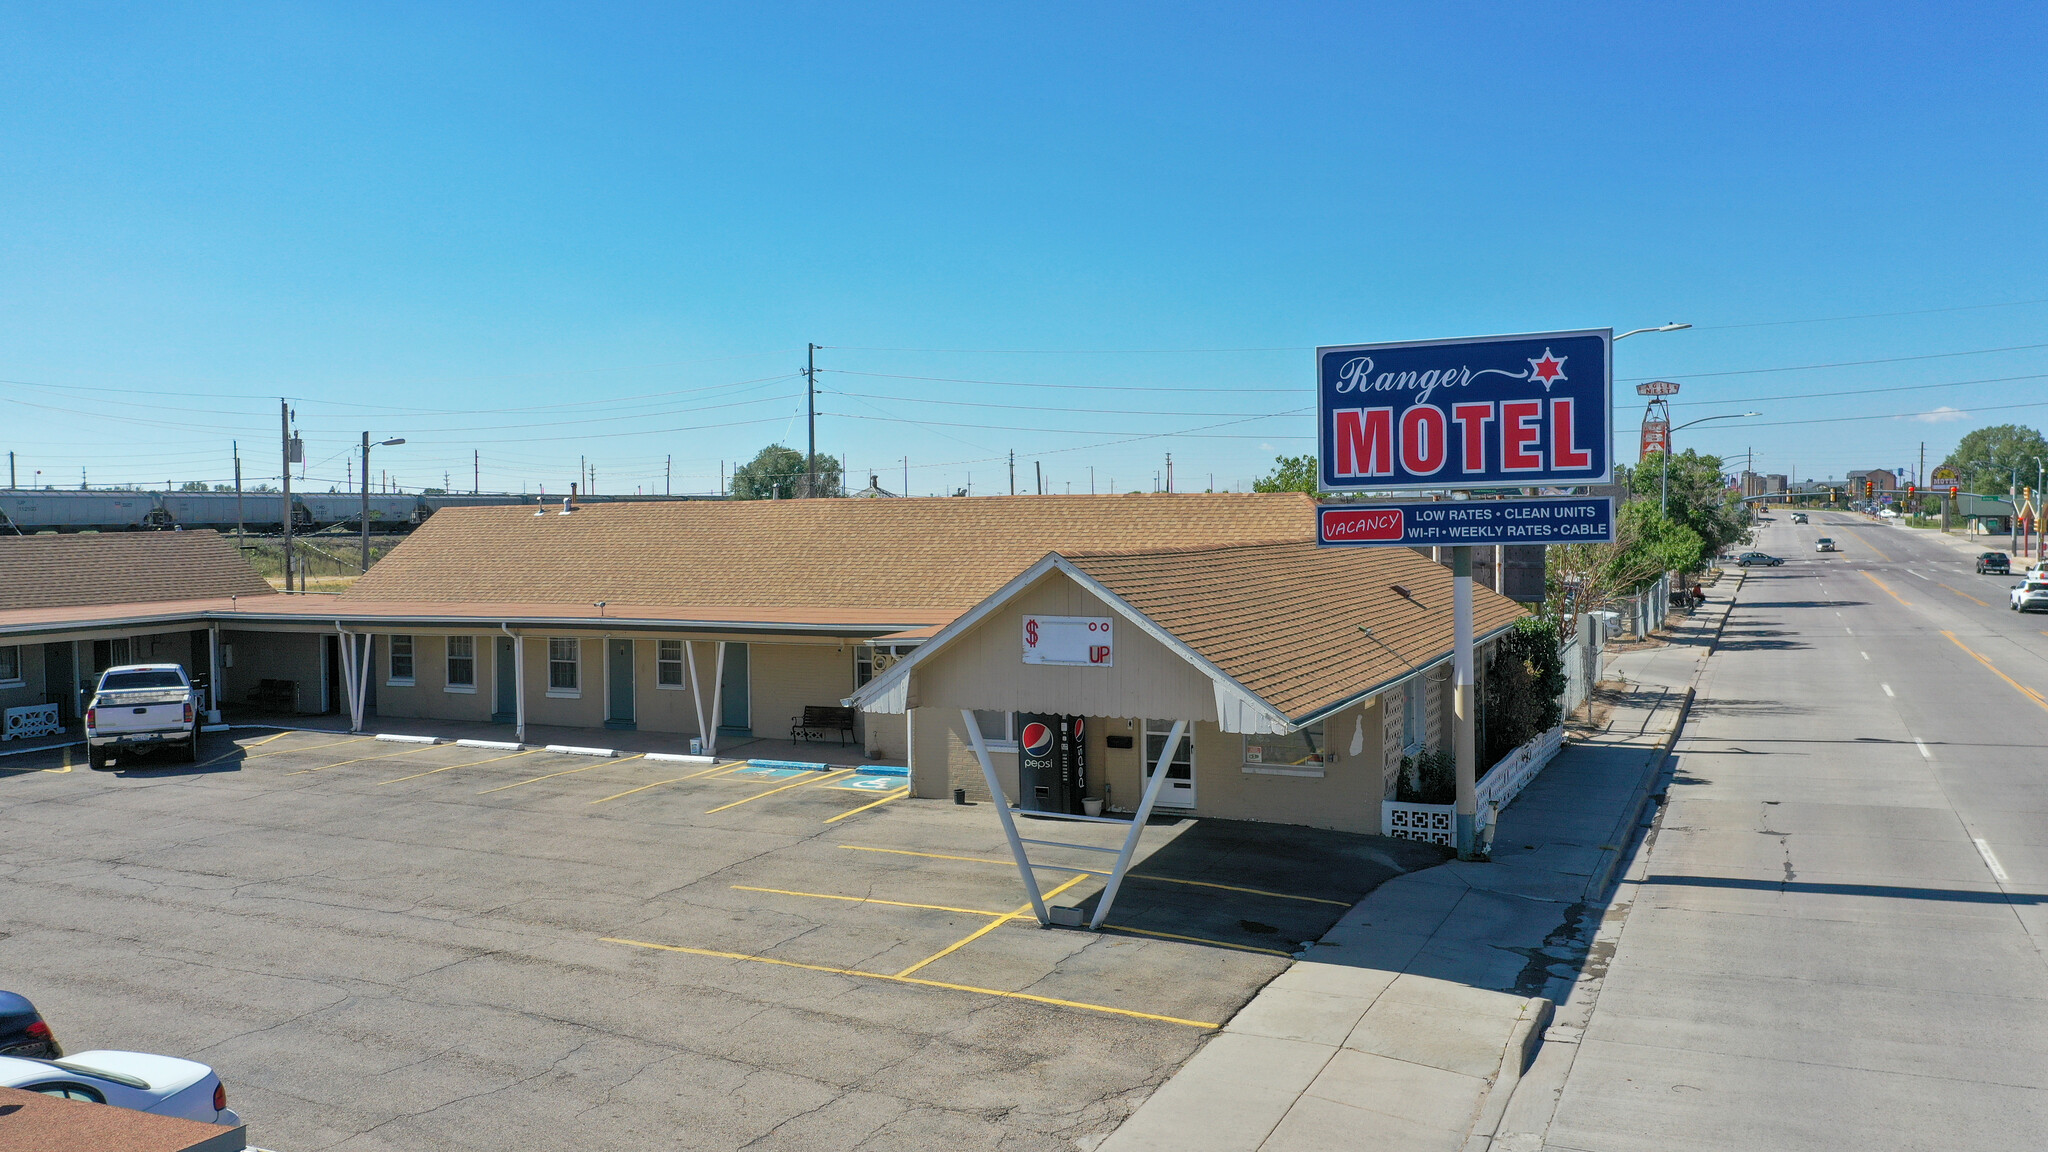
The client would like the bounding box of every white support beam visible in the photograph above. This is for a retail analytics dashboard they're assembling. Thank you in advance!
[963,707,1050,926]
[706,642,727,757]
[1088,719,1184,931]
[686,639,709,754]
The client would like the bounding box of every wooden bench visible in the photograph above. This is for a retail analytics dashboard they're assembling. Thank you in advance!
[246,679,297,709]
[791,705,857,746]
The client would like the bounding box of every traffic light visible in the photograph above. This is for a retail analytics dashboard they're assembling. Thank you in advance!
[1830,487,1838,503]
[1865,480,1874,498]
[1907,483,1916,501]
[1950,485,1960,498]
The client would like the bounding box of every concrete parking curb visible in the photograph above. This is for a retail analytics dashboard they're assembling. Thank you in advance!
[546,744,620,757]
[455,738,522,750]
[378,733,441,744]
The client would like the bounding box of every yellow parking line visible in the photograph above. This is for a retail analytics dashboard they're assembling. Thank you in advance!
[588,760,745,804]
[479,753,643,794]
[823,785,911,824]
[377,747,540,784]
[1938,582,1991,607]
[1102,923,1296,957]
[284,741,442,775]
[189,730,294,769]
[601,936,1218,1029]
[1943,631,2048,715]
[893,874,1091,978]
[704,769,855,814]
[837,845,1351,906]
[733,885,1014,918]
[1862,570,1912,607]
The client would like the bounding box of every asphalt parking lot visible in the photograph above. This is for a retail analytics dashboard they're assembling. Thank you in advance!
[0,727,1445,1151]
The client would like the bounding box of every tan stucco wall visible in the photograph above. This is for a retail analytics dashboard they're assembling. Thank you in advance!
[0,641,47,714]
[748,641,857,743]
[373,633,495,724]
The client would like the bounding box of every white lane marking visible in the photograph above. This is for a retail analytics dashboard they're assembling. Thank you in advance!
[1975,838,2010,884]
[1882,683,1896,697]
[1860,651,1870,660]
[1846,627,1854,635]
[1915,739,1931,760]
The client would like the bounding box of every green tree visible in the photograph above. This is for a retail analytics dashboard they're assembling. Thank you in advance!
[179,480,211,492]
[1252,454,1320,496]
[1940,424,2048,494]
[1625,451,1748,557]
[730,444,844,499]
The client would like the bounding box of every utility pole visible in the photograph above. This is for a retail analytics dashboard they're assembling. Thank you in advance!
[1009,451,1016,495]
[280,401,294,592]
[1166,453,1174,493]
[665,455,671,496]
[233,443,243,547]
[1035,460,1043,495]
[474,450,480,495]
[6,451,12,489]
[361,434,373,574]
[902,456,908,498]
[807,343,818,498]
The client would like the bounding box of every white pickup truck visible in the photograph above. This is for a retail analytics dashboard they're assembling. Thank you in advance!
[85,664,201,769]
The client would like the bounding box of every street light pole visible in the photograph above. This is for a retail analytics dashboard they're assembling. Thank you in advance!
[1614,322,1693,341]
[1661,412,1763,517]
[361,435,406,574]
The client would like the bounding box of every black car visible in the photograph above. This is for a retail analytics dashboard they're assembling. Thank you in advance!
[0,991,61,1059]
[1978,552,2011,574]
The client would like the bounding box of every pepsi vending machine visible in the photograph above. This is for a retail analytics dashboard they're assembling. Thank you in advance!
[1018,714,1088,813]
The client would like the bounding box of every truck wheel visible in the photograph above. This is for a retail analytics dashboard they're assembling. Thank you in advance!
[180,726,200,763]
[87,744,109,770]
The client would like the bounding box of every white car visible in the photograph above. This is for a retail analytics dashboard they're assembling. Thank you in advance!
[0,1050,241,1127]
[1878,508,1899,518]
[2011,580,2048,613]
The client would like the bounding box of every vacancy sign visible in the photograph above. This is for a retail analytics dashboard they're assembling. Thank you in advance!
[1318,497,1614,548]
[1317,329,1613,492]
[1022,615,1114,666]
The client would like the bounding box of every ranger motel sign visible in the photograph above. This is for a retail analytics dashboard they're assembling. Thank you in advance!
[1317,329,1613,492]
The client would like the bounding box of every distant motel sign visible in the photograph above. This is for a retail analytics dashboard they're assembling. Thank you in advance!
[1318,497,1614,548]
[1317,330,1612,492]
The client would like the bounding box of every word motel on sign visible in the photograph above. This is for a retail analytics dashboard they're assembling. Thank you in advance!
[1327,398,1595,480]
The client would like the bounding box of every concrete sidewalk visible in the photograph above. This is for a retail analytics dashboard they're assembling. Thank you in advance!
[1100,576,1740,1152]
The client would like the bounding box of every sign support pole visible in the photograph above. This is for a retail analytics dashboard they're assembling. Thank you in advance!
[1453,544,1478,859]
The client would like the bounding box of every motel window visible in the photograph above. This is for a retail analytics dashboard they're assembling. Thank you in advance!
[971,710,1015,751]
[1144,719,1195,774]
[549,638,580,693]
[389,636,415,684]
[0,645,18,685]
[1244,724,1324,772]
[856,644,906,688]
[1402,676,1427,755]
[657,640,686,687]
[446,635,476,689]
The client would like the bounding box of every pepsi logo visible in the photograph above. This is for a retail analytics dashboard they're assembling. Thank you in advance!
[1020,722,1054,758]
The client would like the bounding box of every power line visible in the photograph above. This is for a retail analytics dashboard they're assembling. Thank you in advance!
[1625,342,2048,382]
[1670,372,2048,409]
[826,369,1299,392]
[827,389,1299,417]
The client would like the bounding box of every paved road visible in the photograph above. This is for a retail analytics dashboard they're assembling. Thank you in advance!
[1541,514,2048,1150]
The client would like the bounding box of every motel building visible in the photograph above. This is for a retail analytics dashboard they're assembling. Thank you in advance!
[1,494,1525,837]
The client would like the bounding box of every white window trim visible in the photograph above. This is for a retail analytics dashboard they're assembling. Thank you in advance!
[1243,764,1325,778]
[972,710,1017,753]
[547,637,582,698]
[445,636,478,691]
[655,640,689,691]
[1401,677,1427,757]
[444,684,478,694]
[388,635,416,687]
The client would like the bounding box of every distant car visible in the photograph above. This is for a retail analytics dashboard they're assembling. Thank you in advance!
[1736,552,1784,567]
[2013,580,2048,612]
[0,992,61,1059]
[1878,507,1900,518]
[1978,552,2011,574]
[0,1050,240,1127]
[1815,538,1838,552]
[1791,512,1808,523]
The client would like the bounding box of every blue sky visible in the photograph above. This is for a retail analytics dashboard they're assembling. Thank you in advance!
[3,2,2044,497]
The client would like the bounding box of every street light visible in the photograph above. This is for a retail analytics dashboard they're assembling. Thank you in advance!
[1615,322,1693,341]
[1662,412,1763,516]
[361,435,406,574]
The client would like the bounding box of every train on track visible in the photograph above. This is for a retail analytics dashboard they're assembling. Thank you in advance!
[0,490,721,534]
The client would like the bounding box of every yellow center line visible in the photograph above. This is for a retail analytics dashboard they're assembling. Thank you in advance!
[1101,923,1297,957]
[587,759,744,804]
[893,874,1091,978]
[732,885,1016,918]
[1862,570,1912,607]
[188,730,295,769]
[1938,582,1990,607]
[479,753,644,794]
[704,769,856,814]
[1943,631,2048,714]
[837,845,1351,906]
[284,741,443,775]
[377,747,541,784]
[600,936,1217,1029]
[1844,533,1891,563]
[823,785,912,824]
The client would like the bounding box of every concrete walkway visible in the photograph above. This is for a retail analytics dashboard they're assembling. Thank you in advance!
[1100,576,1740,1152]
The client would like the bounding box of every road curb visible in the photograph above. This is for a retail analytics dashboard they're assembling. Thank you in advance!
[1464,996,1556,1150]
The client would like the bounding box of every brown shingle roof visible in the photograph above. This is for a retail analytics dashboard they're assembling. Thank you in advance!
[1065,540,1528,721]
[342,493,1317,613]
[0,530,274,611]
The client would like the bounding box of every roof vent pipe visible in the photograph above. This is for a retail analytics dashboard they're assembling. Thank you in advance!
[563,483,577,514]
